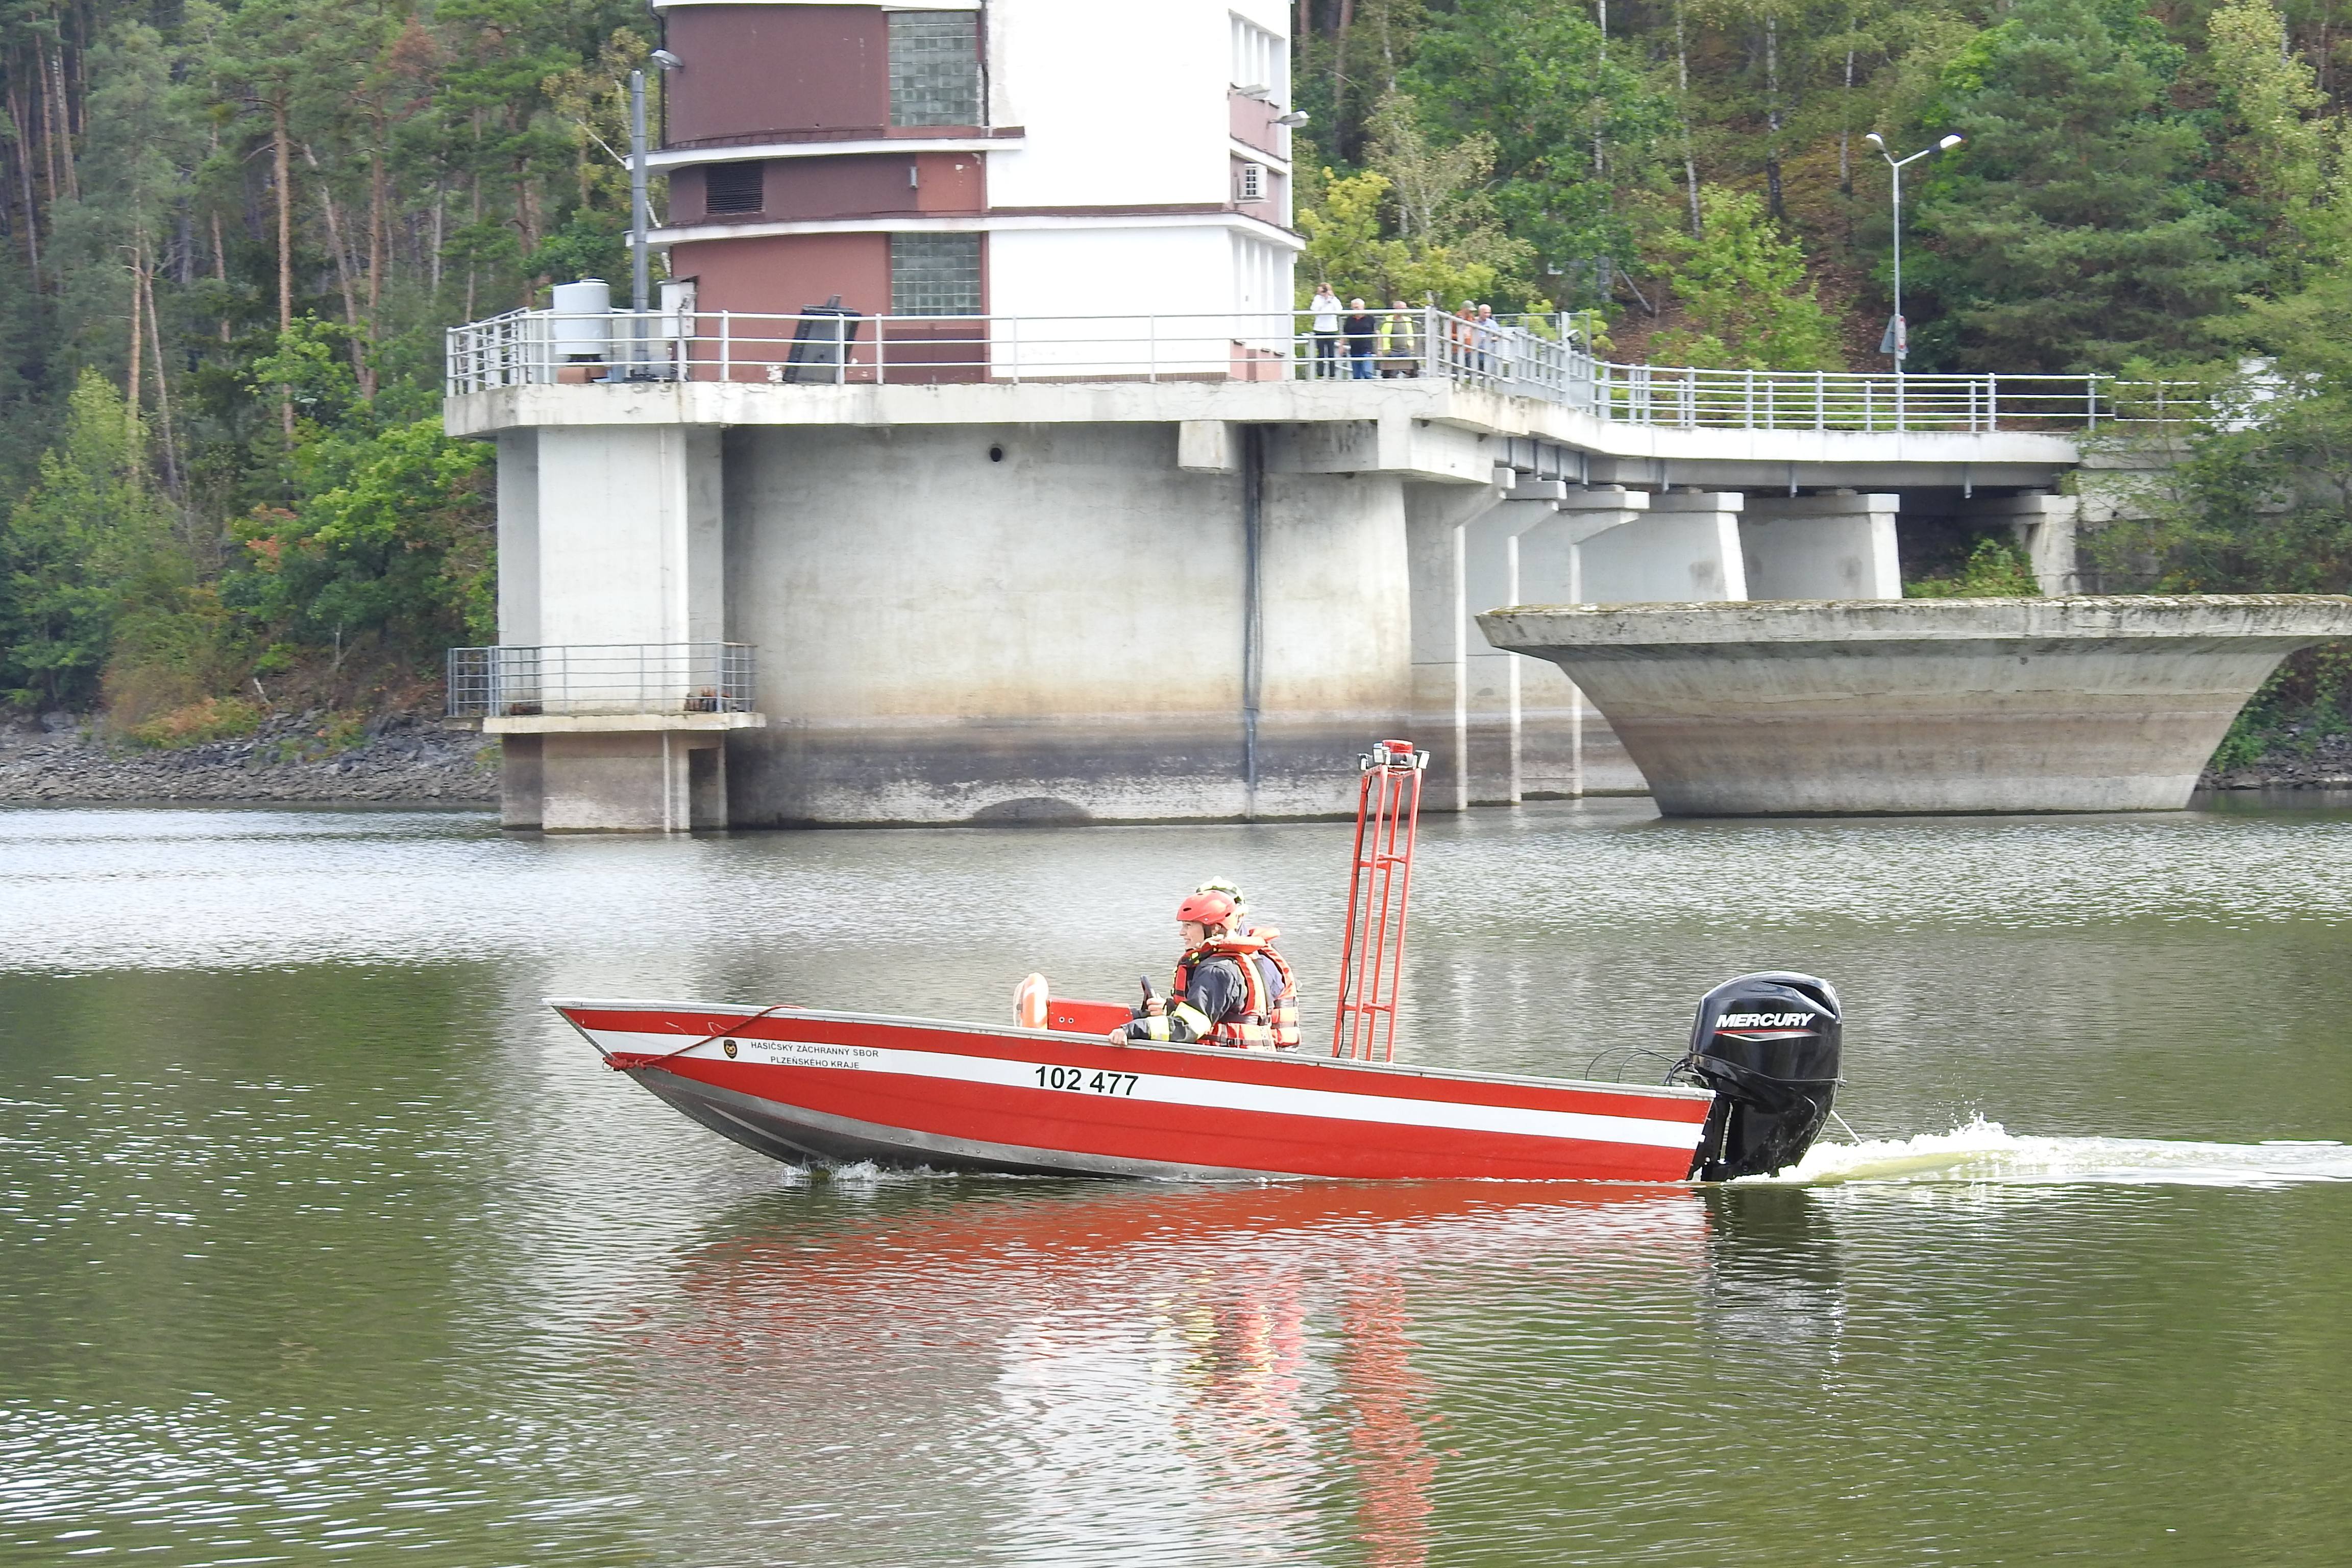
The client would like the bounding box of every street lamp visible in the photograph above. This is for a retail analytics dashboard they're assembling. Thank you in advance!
[631,52,685,315]
[1863,130,1962,372]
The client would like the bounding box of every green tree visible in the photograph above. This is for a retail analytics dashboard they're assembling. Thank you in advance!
[1906,536,2042,596]
[2088,259,2352,594]
[1406,0,1673,304]
[1294,92,1532,308]
[2203,0,2327,259]
[1904,0,2251,372]
[1,371,174,707]
[1652,186,1842,369]
[231,415,495,659]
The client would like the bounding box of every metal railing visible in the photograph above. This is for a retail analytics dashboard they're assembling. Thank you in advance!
[446,306,2202,434]
[446,643,756,719]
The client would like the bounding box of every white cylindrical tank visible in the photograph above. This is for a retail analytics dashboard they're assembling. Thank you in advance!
[549,279,611,361]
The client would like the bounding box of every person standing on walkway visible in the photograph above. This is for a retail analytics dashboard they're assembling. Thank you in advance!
[1379,300,1420,376]
[1476,304,1509,383]
[1450,301,1478,378]
[1309,284,1342,379]
[1344,299,1379,379]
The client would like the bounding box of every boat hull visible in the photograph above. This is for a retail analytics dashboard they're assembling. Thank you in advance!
[556,999,1717,1183]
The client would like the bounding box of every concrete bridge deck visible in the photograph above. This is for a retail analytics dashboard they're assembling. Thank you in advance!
[446,375,2098,495]
[446,308,2194,829]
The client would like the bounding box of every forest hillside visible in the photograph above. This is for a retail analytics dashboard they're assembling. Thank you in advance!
[1,0,2349,758]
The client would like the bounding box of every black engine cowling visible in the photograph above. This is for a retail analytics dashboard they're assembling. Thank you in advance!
[1676,972,1842,1181]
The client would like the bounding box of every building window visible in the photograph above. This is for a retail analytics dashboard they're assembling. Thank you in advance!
[704,162,764,215]
[889,12,981,128]
[1230,14,1285,97]
[891,233,981,315]
[1234,161,1267,204]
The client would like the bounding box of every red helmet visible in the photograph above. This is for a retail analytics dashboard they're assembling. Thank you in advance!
[1177,890,1237,929]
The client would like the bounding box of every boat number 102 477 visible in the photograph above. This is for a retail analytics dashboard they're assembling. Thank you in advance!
[1034,1065,1140,1096]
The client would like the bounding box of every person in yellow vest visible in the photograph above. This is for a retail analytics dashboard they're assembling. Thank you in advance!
[1109,888,1302,1048]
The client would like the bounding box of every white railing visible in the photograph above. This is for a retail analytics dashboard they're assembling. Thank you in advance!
[447,643,756,719]
[446,306,2202,433]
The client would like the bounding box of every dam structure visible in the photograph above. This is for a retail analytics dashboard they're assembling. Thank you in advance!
[445,0,2193,831]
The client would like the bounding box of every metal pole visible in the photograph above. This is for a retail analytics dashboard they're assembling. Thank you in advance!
[630,69,650,315]
[1890,158,1903,375]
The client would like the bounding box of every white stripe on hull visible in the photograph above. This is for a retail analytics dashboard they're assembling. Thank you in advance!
[585,1026,1705,1153]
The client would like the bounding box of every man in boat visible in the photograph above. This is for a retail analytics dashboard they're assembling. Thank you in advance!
[1109,888,1302,1049]
[1189,881,1304,1044]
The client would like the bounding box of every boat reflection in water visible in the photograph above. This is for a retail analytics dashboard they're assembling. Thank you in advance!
[597,1179,1709,1564]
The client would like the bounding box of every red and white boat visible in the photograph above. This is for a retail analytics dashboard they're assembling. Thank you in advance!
[559,744,1845,1183]
[557,997,1731,1182]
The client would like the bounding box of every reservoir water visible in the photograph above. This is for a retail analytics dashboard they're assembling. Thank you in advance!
[2,798,2347,1565]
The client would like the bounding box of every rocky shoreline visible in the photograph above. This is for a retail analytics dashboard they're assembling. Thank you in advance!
[0,710,498,806]
[2200,730,2352,791]
[1,708,2339,809]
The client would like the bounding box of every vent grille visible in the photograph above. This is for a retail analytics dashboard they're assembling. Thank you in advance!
[705,162,763,215]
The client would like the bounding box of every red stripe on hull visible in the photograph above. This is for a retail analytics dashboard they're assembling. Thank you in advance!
[660,1058,1697,1181]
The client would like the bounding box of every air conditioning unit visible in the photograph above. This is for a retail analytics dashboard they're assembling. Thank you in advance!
[1235,162,1267,204]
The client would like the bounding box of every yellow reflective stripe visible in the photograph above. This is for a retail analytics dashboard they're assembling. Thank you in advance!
[1169,1003,1214,1038]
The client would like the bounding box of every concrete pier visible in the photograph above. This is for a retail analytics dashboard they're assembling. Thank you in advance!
[449,361,2182,829]
[1477,597,2352,815]
[1740,492,1902,600]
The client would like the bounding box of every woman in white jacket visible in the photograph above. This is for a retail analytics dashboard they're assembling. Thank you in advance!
[1308,285,1342,379]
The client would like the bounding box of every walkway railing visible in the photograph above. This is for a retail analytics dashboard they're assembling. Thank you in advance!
[446,643,756,719]
[446,306,2199,434]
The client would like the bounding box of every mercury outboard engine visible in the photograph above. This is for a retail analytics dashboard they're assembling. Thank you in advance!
[1674,972,1842,1181]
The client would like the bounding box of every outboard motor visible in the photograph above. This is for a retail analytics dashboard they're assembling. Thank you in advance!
[1675,972,1842,1181]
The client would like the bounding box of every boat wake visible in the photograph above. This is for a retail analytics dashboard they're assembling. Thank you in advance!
[1749,1116,2352,1189]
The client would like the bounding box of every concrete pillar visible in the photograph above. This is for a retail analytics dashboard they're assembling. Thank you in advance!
[1739,492,1901,600]
[1463,487,1566,803]
[497,424,735,831]
[726,422,1404,826]
[1579,490,1749,604]
[1404,474,1510,811]
[534,425,724,647]
[500,733,544,828]
[1968,492,2081,595]
[496,431,542,645]
[1517,488,1650,797]
[1178,420,1238,473]
[526,729,728,832]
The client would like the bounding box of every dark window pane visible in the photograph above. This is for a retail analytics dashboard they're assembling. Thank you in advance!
[889,13,981,128]
[705,162,764,215]
[891,233,981,315]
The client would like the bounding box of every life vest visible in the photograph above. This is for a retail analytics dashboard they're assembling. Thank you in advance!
[1171,930,1302,1050]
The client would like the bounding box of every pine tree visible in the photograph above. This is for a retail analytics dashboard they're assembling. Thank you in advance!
[1904,0,2253,372]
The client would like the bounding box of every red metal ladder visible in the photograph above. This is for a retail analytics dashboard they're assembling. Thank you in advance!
[1331,740,1428,1062]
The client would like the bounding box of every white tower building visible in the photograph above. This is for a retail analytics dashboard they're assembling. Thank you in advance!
[649,0,1300,332]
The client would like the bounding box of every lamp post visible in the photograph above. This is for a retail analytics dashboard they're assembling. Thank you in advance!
[1863,131,1961,372]
[630,50,685,316]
